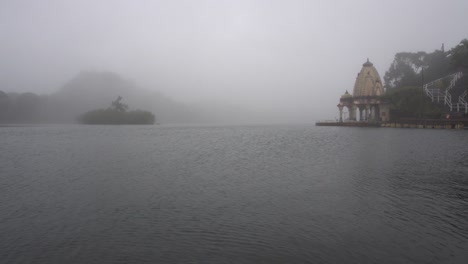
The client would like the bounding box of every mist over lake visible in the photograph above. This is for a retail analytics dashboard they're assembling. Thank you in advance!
[1,125,467,263]
[2,0,468,263]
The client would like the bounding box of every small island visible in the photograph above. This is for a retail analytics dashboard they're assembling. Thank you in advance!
[79,96,156,125]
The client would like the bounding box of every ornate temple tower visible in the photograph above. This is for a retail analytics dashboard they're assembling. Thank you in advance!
[353,59,384,97]
[337,59,390,122]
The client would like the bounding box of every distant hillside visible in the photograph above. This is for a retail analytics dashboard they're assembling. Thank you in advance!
[50,71,198,123]
[1,71,270,124]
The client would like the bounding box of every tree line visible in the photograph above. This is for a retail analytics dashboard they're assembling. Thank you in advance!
[382,38,468,120]
[0,91,45,123]
[0,91,156,124]
[384,39,468,90]
[79,96,156,125]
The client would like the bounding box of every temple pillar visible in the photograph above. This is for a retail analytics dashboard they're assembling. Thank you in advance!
[365,105,370,121]
[358,106,364,121]
[375,105,380,121]
[338,106,344,122]
[349,105,356,120]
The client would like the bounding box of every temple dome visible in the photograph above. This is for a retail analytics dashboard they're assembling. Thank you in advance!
[352,59,384,97]
[340,90,352,99]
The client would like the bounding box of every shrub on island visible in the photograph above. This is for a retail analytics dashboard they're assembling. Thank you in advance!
[79,96,156,125]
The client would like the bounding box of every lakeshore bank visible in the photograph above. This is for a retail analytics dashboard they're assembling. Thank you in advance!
[316,118,468,129]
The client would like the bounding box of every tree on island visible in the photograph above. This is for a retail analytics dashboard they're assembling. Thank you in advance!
[111,96,128,112]
[79,96,156,124]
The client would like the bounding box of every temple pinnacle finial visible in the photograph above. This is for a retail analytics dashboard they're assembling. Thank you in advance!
[363,58,373,67]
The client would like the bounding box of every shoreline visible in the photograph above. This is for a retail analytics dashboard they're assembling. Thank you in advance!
[316,119,468,129]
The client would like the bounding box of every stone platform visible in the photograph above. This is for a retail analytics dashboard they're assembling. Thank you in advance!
[315,121,380,127]
[316,119,468,129]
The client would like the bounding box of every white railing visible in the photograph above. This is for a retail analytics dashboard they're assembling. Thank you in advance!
[436,89,444,103]
[459,90,467,101]
[423,72,463,109]
[424,85,434,101]
[444,72,463,110]
[424,87,444,103]
[423,72,459,89]
[446,72,463,91]
[445,90,452,111]
[459,90,468,113]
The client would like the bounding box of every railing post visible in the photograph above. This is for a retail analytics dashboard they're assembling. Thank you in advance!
[421,71,464,111]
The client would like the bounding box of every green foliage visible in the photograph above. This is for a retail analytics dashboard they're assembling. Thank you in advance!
[380,86,445,120]
[384,50,451,90]
[0,91,50,123]
[110,96,128,112]
[80,109,125,124]
[384,52,425,89]
[424,50,451,81]
[79,96,156,124]
[123,110,156,124]
[448,39,468,69]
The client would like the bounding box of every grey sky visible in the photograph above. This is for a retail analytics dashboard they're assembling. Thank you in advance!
[1,0,467,121]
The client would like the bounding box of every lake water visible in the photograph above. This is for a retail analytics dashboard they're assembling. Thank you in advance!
[1,124,467,263]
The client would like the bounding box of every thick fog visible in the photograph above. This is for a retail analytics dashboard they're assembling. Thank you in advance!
[1,0,468,123]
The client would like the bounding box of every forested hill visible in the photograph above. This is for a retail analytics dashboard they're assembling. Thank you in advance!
[0,71,198,124]
[52,71,197,123]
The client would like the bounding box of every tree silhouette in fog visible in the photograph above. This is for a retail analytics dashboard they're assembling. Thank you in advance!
[448,39,468,69]
[0,90,10,122]
[79,96,155,125]
[110,96,128,112]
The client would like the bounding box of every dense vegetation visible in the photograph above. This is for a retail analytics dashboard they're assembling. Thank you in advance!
[380,86,445,120]
[79,96,156,125]
[0,91,45,123]
[382,38,468,120]
[384,39,468,90]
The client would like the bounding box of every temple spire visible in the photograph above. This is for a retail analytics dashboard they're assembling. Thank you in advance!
[363,58,373,67]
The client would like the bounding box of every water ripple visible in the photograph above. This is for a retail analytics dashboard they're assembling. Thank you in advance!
[1,125,467,263]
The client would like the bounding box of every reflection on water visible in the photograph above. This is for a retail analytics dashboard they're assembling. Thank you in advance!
[1,125,467,263]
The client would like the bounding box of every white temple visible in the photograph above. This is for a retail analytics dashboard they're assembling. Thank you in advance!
[337,59,390,122]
